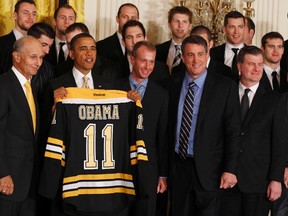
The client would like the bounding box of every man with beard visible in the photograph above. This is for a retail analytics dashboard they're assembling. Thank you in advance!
[0,0,37,74]
[44,4,76,66]
[260,31,288,93]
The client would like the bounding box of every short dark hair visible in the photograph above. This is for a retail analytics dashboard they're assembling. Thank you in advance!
[224,11,245,26]
[117,3,139,18]
[122,20,146,40]
[261,31,284,48]
[237,46,264,64]
[14,0,36,13]
[182,35,208,54]
[69,33,94,51]
[54,4,76,20]
[168,6,192,23]
[191,25,213,41]
[66,22,89,34]
[132,41,156,58]
[245,17,255,32]
[28,22,55,39]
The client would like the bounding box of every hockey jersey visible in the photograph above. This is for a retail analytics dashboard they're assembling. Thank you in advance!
[39,88,148,215]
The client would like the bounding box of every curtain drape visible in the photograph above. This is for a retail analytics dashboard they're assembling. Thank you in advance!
[0,0,83,36]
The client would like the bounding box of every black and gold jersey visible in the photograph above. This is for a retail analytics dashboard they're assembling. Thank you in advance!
[39,88,148,215]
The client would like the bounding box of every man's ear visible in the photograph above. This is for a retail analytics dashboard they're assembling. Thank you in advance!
[69,50,75,60]
[12,51,21,63]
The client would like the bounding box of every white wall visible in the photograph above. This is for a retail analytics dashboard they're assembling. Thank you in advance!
[84,0,288,46]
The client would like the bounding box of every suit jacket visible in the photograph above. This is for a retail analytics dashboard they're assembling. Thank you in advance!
[54,56,122,81]
[260,68,288,93]
[0,31,16,75]
[280,39,288,73]
[121,56,170,82]
[210,43,226,64]
[237,83,287,193]
[44,39,57,67]
[97,32,125,63]
[167,71,241,191]
[114,78,169,194]
[0,70,40,201]
[171,57,233,80]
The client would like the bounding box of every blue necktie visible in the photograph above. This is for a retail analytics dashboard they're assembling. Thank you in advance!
[179,81,195,160]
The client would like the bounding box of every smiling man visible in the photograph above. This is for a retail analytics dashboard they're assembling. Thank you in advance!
[210,11,245,81]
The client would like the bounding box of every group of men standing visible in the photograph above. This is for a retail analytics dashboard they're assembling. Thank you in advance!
[0,1,288,216]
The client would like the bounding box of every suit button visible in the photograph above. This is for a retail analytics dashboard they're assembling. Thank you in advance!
[240,132,244,136]
[240,149,243,153]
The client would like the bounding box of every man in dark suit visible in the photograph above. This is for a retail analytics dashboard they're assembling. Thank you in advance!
[210,11,246,82]
[156,6,192,74]
[54,22,121,81]
[121,20,169,82]
[44,4,76,67]
[0,0,36,75]
[280,39,288,73]
[173,25,233,80]
[0,36,44,216]
[97,3,139,63]
[243,17,255,45]
[260,31,288,93]
[167,35,241,216]
[221,46,287,216]
[115,41,168,216]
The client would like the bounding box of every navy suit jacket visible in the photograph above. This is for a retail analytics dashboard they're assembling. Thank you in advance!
[167,71,241,191]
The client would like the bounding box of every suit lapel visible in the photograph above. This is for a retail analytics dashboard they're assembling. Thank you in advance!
[242,84,266,127]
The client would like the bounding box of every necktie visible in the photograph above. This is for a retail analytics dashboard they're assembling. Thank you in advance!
[179,81,195,160]
[240,88,250,122]
[172,45,181,67]
[231,48,239,79]
[24,81,36,134]
[82,76,90,88]
[134,84,145,98]
[271,71,280,91]
[58,42,66,63]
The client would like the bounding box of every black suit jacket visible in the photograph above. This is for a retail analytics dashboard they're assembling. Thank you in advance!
[44,40,57,67]
[260,68,288,93]
[280,39,288,73]
[167,71,241,191]
[97,32,125,63]
[54,56,122,81]
[0,31,16,75]
[115,78,169,194]
[210,43,226,64]
[0,70,40,201]
[121,56,170,82]
[237,83,287,193]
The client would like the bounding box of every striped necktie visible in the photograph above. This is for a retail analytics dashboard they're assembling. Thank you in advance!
[179,81,195,160]
[172,45,181,67]
[82,76,90,88]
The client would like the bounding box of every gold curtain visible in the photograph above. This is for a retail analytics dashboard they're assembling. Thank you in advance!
[0,0,84,36]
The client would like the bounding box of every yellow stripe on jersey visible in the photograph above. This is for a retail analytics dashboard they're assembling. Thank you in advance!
[63,187,136,199]
[48,137,64,147]
[45,152,62,161]
[136,140,145,147]
[63,173,133,184]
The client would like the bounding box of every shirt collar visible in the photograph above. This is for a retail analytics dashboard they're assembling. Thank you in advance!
[184,69,207,89]
[263,64,280,75]
[239,82,259,95]
[225,42,244,50]
[72,66,92,82]
[13,28,24,40]
[129,74,148,89]
[12,66,30,85]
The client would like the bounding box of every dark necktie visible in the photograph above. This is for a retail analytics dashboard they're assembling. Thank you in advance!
[172,45,181,67]
[179,81,195,160]
[240,88,250,122]
[58,42,66,63]
[231,48,239,79]
[271,71,280,91]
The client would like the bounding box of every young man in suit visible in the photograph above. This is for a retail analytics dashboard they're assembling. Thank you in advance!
[221,45,287,216]
[173,25,233,80]
[115,41,168,216]
[97,3,139,63]
[156,6,192,73]
[260,31,288,93]
[121,20,169,82]
[0,0,37,75]
[45,4,76,66]
[0,36,44,216]
[210,11,245,81]
[167,35,241,216]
